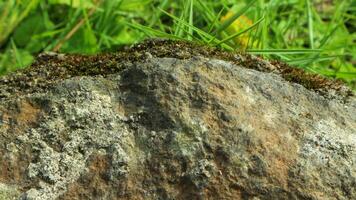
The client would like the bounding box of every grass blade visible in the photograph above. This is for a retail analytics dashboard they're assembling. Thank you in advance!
[126,21,183,40]
[215,0,258,34]
[160,8,234,50]
[207,8,225,33]
[247,49,322,54]
[216,16,264,46]
[306,0,314,49]
[188,0,194,41]
[10,38,23,67]
[287,55,340,65]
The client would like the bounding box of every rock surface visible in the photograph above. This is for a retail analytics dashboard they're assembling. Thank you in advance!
[0,41,355,200]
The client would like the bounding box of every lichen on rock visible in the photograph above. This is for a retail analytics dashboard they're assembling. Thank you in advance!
[0,41,355,200]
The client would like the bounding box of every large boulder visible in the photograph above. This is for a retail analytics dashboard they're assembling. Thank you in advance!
[0,40,355,200]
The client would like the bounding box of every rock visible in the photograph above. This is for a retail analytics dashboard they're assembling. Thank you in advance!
[0,40,355,200]
[0,183,21,200]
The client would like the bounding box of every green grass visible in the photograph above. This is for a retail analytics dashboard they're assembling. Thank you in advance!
[0,0,355,88]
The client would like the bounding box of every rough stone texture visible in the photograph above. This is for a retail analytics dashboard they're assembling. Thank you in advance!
[0,44,355,199]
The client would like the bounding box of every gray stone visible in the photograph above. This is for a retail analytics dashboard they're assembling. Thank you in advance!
[0,44,355,200]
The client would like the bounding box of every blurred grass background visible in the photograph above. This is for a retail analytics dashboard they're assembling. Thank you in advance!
[0,0,355,87]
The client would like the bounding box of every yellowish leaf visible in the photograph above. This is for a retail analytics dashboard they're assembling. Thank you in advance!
[220,11,255,48]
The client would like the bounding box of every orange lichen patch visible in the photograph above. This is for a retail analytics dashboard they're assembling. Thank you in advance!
[207,84,228,100]
[87,154,110,176]
[191,61,299,190]
[253,126,298,188]
[16,101,41,127]
[0,150,22,183]
[267,155,294,187]
[0,100,41,136]
[0,145,34,190]
[0,105,36,190]
[203,174,243,200]
[0,156,26,183]
[116,104,127,116]
[190,68,238,128]
[0,110,10,131]
[61,153,142,200]
[60,153,111,200]
[229,104,296,188]
[198,109,219,131]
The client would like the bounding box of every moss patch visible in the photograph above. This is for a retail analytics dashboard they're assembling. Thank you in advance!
[0,39,352,101]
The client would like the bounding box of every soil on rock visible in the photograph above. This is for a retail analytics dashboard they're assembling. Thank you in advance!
[0,39,352,102]
[0,40,355,200]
